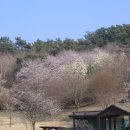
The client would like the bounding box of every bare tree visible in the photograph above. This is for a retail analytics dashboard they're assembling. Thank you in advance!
[0,54,16,88]
[89,67,123,109]
[0,54,17,126]
[61,73,88,111]
[47,73,88,111]
[11,83,61,130]
[0,86,9,109]
[0,85,14,127]
[0,54,16,79]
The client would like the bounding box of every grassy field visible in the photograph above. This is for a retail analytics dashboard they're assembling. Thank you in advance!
[0,104,99,130]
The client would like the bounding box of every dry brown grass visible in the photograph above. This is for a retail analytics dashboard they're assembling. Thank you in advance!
[0,112,72,130]
[0,104,99,130]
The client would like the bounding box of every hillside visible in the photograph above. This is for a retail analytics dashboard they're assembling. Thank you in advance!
[0,24,130,130]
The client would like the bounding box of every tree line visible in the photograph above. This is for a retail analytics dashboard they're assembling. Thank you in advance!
[0,24,130,56]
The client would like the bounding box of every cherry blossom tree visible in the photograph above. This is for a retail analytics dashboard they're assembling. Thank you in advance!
[15,49,117,111]
[11,82,61,130]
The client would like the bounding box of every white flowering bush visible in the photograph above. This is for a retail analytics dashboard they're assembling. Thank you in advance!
[63,59,88,77]
[71,60,88,76]
[16,49,116,84]
[94,51,114,65]
[89,50,115,73]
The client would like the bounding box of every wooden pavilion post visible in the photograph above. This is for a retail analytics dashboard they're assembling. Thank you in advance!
[97,116,100,130]
[73,112,76,130]
[109,117,111,130]
[114,118,116,130]
[129,115,130,130]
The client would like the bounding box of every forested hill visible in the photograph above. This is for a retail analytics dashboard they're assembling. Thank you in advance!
[0,24,130,112]
[0,24,130,56]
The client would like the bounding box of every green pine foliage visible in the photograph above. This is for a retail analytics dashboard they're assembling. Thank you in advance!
[0,24,130,56]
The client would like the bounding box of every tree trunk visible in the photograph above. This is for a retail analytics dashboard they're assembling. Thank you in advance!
[9,110,12,127]
[75,103,79,112]
[32,121,36,130]
[75,99,79,112]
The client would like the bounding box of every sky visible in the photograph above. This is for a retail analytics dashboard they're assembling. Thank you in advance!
[0,0,130,42]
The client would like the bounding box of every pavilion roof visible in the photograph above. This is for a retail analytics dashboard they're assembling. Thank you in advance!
[70,103,130,118]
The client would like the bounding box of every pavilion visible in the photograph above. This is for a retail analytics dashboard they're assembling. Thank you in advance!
[70,103,130,130]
